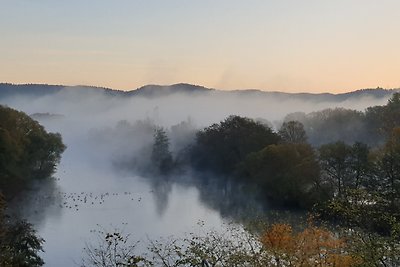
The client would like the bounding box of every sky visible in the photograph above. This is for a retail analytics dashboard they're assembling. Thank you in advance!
[0,0,399,93]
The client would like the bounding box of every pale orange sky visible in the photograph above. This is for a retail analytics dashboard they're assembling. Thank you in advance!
[1,1,399,93]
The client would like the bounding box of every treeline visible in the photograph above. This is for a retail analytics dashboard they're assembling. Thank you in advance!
[144,94,400,237]
[284,93,400,146]
[122,94,400,216]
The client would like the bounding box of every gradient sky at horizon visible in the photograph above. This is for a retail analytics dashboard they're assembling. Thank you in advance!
[1,0,399,93]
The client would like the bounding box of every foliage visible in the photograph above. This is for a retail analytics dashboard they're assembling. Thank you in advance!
[318,141,372,198]
[0,195,44,267]
[316,189,398,235]
[284,108,367,146]
[315,130,400,235]
[151,127,173,174]
[82,222,363,267]
[376,127,400,205]
[0,105,66,198]
[82,229,146,267]
[278,121,307,144]
[282,94,400,147]
[261,223,360,267]
[365,92,400,139]
[345,224,400,266]
[319,142,352,197]
[190,115,280,174]
[0,220,45,267]
[239,143,322,208]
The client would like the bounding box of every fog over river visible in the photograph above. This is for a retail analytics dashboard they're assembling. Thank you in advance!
[1,86,391,266]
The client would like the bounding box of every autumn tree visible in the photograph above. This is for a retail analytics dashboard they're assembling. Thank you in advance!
[261,223,360,267]
[83,222,361,267]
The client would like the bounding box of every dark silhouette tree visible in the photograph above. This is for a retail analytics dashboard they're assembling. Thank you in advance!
[0,194,44,266]
[378,127,400,206]
[191,115,280,174]
[278,120,307,144]
[240,143,321,207]
[319,142,352,197]
[348,142,371,190]
[151,127,173,174]
[0,105,66,198]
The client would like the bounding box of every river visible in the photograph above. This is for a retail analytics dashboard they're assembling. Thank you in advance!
[10,117,269,266]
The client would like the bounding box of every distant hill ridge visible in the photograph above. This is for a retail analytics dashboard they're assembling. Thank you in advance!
[0,82,398,102]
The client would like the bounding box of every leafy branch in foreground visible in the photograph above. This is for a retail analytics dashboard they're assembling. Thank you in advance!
[81,228,146,267]
[0,194,44,267]
[82,222,362,267]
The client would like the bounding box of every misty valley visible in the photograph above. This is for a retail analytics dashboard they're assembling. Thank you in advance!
[1,83,400,266]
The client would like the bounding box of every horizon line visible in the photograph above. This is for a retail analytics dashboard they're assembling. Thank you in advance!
[0,81,398,96]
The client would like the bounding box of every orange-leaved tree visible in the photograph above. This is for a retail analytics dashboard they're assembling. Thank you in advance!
[261,223,360,267]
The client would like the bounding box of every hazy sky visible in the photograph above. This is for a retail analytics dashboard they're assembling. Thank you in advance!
[1,0,399,93]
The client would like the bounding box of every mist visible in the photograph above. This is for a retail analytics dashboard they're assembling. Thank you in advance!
[1,86,390,170]
[0,85,395,266]
[2,85,391,129]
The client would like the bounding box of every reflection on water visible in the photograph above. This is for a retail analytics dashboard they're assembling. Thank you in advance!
[9,132,306,266]
[7,116,303,267]
[9,149,228,266]
[8,178,63,227]
[149,178,172,217]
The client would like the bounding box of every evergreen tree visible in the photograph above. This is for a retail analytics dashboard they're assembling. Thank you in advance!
[151,127,173,174]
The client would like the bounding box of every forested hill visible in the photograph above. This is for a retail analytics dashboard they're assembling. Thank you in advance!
[0,82,398,102]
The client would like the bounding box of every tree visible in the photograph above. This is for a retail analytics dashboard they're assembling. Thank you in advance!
[240,143,321,207]
[382,93,400,135]
[0,105,66,198]
[319,142,352,197]
[285,108,368,146]
[83,225,264,267]
[83,222,361,267]
[191,115,280,174]
[25,131,66,179]
[82,229,145,267]
[377,127,400,206]
[151,127,173,174]
[347,223,400,266]
[0,195,44,266]
[261,223,360,267]
[278,121,307,144]
[365,93,400,144]
[348,142,371,190]
[0,221,45,267]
